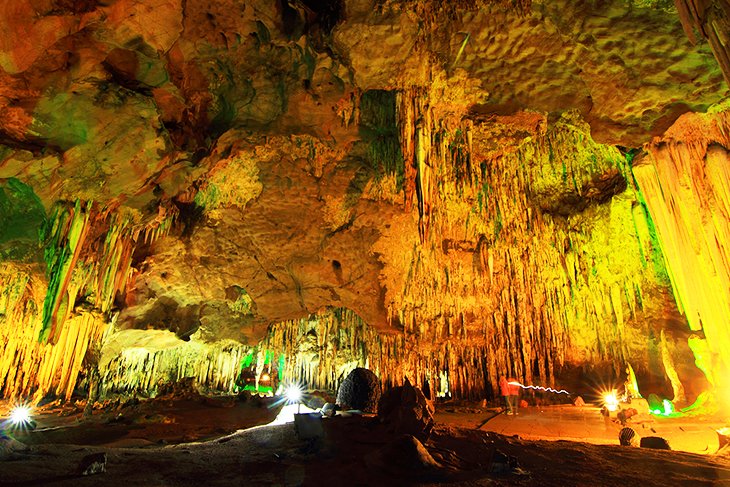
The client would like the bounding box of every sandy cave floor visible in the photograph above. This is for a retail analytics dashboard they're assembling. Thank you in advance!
[1,396,730,486]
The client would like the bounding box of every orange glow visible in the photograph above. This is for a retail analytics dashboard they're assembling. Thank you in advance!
[603,391,619,412]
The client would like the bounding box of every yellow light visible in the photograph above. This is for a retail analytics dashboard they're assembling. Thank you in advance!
[260,373,271,382]
[603,391,619,412]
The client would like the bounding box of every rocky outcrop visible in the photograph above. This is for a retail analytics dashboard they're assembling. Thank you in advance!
[378,379,435,441]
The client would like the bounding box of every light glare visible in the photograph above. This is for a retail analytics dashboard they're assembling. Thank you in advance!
[603,391,619,412]
[284,384,303,404]
[9,405,32,426]
[268,403,317,425]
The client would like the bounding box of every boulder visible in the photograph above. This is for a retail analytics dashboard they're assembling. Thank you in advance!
[378,378,435,441]
[717,427,730,450]
[489,449,520,473]
[302,390,331,411]
[79,452,107,475]
[336,368,381,413]
[640,436,671,450]
[617,407,638,425]
[619,427,639,447]
[321,402,337,417]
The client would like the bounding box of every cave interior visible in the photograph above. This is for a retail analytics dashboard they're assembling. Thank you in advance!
[2,0,730,484]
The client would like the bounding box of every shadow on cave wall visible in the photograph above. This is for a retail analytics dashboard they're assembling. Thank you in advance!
[0,178,46,262]
[128,296,201,341]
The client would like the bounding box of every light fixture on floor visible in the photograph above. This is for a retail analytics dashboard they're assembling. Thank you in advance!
[284,384,304,413]
[603,391,619,412]
[5,403,35,430]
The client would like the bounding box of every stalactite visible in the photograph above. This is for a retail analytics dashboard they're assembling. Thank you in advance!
[96,337,248,398]
[675,0,730,86]
[397,89,475,241]
[381,108,669,397]
[634,111,730,389]
[40,200,92,343]
[397,88,422,212]
[0,203,176,401]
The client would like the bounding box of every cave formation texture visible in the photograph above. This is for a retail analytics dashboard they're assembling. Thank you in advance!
[1,0,730,407]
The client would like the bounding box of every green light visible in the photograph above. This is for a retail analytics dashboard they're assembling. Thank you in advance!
[242,384,273,394]
[278,354,285,380]
[241,351,254,368]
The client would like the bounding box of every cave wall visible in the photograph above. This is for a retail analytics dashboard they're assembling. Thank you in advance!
[0,0,727,402]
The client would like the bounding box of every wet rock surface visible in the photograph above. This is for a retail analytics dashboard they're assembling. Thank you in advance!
[378,379,435,441]
[336,367,381,413]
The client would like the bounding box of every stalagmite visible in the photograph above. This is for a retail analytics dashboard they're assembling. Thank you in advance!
[661,330,686,404]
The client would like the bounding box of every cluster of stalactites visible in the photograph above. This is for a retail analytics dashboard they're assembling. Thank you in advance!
[634,111,730,388]
[40,201,175,343]
[0,201,175,401]
[396,88,474,241]
[389,96,665,394]
[261,308,378,393]
[90,308,508,401]
[0,265,108,401]
[261,308,529,400]
[95,340,248,399]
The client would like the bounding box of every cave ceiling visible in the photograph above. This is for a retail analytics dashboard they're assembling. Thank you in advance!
[0,0,729,400]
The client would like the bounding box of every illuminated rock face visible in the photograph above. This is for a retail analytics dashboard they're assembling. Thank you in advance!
[0,0,726,402]
[634,111,730,392]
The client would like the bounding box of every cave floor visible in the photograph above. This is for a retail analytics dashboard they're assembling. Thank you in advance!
[437,403,728,455]
[1,398,730,486]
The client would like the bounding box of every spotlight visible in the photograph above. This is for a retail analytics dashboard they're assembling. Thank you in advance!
[284,384,303,404]
[260,373,271,383]
[8,404,33,428]
[603,391,619,412]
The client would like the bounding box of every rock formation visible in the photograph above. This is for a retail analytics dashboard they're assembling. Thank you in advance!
[0,0,729,407]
